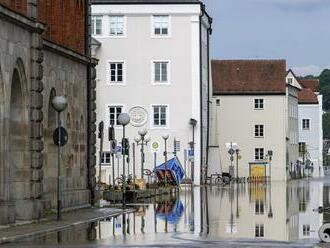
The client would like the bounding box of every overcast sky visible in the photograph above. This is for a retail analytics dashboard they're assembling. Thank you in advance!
[202,0,330,76]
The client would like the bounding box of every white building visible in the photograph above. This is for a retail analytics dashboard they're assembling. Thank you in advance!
[209,60,299,181]
[289,73,323,177]
[91,0,212,185]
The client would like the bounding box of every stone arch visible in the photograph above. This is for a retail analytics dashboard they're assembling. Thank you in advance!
[43,88,57,209]
[9,59,29,220]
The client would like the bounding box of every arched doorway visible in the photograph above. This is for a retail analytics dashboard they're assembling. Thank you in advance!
[9,67,28,219]
[44,88,57,209]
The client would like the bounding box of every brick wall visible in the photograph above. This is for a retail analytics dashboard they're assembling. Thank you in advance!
[37,0,86,55]
[0,0,27,15]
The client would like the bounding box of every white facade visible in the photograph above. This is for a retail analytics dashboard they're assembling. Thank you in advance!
[92,2,211,185]
[210,95,289,181]
[298,95,323,177]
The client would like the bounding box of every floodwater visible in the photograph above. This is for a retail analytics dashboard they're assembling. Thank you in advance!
[6,178,330,247]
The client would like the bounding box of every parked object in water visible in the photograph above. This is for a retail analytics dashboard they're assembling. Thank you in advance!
[154,157,184,186]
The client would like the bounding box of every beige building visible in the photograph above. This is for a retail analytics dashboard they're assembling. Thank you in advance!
[209,60,299,181]
[92,0,212,185]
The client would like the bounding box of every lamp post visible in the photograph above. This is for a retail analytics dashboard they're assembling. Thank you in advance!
[118,113,130,205]
[51,95,68,221]
[162,134,169,187]
[136,129,149,181]
[235,149,240,181]
[189,119,197,184]
[267,150,273,218]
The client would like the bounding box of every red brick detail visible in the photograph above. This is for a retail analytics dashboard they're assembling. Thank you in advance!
[37,0,86,55]
[0,0,27,15]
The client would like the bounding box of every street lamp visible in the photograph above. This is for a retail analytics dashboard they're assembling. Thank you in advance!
[189,119,197,184]
[51,95,68,221]
[118,113,130,205]
[162,134,169,187]
[136,129,149,181]
[235,149,240,181]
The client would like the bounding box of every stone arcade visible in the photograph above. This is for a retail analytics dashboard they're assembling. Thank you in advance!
[0,0,97,224]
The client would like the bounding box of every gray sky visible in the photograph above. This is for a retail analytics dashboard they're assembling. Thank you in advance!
[202,0,330,76]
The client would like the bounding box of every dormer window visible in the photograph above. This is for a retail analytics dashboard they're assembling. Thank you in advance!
[287,78,293,85]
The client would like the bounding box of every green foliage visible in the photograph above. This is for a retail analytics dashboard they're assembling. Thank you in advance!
[323,112,330,139]
[320,69,330,89]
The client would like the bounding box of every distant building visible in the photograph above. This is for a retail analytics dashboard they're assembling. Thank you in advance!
[91,0,212,185]
[0,1,97,224]
[287,72,323,177]
[209,60,299,181]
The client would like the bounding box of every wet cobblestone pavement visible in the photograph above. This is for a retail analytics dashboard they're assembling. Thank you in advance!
[4,178,330,247]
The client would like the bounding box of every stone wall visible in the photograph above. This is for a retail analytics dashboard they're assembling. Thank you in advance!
[42,45,90,210]
[0,1,95,224]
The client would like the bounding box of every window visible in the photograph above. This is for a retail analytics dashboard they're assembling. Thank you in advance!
[302,119,310,130]
[154,61,168,83]
[153,105,168,127]
[153,15,169,36]
[255,125,264,137]
[299,142,306,154]
[255,148,264,160]
[109,106,123,126]
[110,16,125,36]
[216,99,220,106]
[254,99,264,109]
[92,16,102,35]
[287,78,293,85]
[101,152,111,164]
[303,225,310,237]
[109,62,124,84]
[255,200,264,215]
[255,224,264,238]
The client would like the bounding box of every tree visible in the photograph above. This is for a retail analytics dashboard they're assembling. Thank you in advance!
[323,112,330,139]
[320,69,330,89]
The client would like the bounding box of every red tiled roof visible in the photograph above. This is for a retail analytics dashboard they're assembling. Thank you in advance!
[299,79,320,92]
[212,60,287,95]
[298,88,318,104]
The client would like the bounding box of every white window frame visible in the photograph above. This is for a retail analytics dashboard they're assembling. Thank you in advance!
[151,15,171,38]
[303,224,310,237]
[109,15,127,38]
[107,60,126,85]
[255,224,264,238]
[107,104,125,127]
[151,60,171,85]
[100,151,111,165]
[255,148,264,161]
[91,15,103,36]
[255,199,264,215]
[302,119,310,130]
[287,77,293,85]
[150,104,169,129]
[254,124,264,138]
[254,99,264,110]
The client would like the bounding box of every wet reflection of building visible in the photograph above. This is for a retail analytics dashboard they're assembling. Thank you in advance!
[207,182,302,241]
[298,180,323,239]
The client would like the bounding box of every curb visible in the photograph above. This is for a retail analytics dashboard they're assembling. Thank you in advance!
[0,208,134,245]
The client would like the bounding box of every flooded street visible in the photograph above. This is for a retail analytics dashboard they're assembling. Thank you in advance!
[6,178,330,247]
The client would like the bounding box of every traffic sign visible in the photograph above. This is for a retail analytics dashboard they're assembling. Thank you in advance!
[53,127,68,147]
[115,145,121,153]
[228,148,235,155]
[151,141,160,152]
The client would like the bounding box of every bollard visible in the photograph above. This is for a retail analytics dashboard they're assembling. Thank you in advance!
[319,223,330,242]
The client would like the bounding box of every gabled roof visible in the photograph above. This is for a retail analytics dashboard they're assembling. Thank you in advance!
[212,60,287,95]
[286,69,302,90]
[299,79,320,92]
[92,0,201,4]
[298,88,318,104]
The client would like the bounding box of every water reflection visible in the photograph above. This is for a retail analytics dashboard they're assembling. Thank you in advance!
[8,180,329,246]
